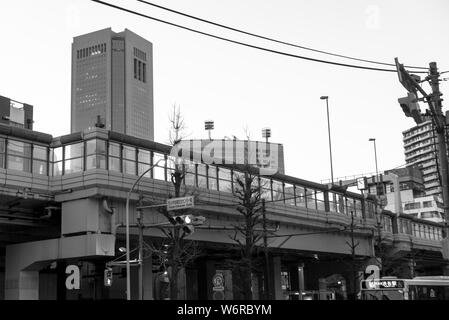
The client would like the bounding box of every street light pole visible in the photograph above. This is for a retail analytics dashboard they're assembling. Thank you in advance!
[320,96,334,185]
[125,158,165,300]
[369,137,383,267]
[369,138,379,181]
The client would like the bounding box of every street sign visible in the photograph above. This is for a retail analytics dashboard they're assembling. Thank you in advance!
[212,272,225,299]
[356,177,367,190]
[361,279,404,290]
[167,196,194,211]
[212,273,224,289]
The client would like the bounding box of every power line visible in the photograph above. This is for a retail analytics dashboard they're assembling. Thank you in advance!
[91,0,428,73]
[136,0,428,71]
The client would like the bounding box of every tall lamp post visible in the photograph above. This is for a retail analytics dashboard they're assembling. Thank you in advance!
[369,137,383,265]
[369,138,379,183]
[125,158,165,300]
[320,96,334,185]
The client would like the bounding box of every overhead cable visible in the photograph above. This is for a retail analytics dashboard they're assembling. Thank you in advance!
[91,0,428,73]
[136,0,428,71]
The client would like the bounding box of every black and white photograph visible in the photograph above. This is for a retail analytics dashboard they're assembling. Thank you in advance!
[0,0,449,309]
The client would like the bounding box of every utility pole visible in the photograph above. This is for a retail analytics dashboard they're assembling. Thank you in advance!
[396,59,449,237]
[428,62,449,237]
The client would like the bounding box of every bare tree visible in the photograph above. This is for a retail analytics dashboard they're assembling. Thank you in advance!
[242,125,252,141]
[169,104,186,145]
[230,167,267,300]
[345,210,361,300]
[152,105,201,300]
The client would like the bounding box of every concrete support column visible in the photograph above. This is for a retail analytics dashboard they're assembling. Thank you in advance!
[143,256,153,300]
[287,263,305,300]
[270,256,282,300]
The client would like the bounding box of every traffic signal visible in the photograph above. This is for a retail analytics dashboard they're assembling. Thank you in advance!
[169,214,195,235]
[104,267,113,287]
[168,214,192,225]
[167,214,206,235]
[398,92,423,124]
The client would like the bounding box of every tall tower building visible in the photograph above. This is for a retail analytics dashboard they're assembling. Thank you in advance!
[71,28,154,140]
[402,118,449,197]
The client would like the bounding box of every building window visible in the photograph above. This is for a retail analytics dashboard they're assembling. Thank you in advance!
[138,61,142,81]
[142,63,146,83]
[272,180,284,202]
[182,160,195,186]
[108,142,121,172]
[134,58,138,79]
[33,145,48,175]
[138,148,152,177]
[218,167,232,193]
[153,153,165,180]
[64,142,84,174]
[134,47,147,61]
[7,140,32,172]
[423,201,433,208]
[208,166,218,191]
[123,145,136,175]
[197,163,207,188]
[0,138,5,168]
[51,147,63,176]
[404,202,421,210]
[259,177,272,202]
[86,139,107,170]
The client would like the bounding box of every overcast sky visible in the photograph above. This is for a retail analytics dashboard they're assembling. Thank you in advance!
[0,0,448,183]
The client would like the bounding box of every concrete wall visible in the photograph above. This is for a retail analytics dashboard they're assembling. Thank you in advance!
[5,234,115,300]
